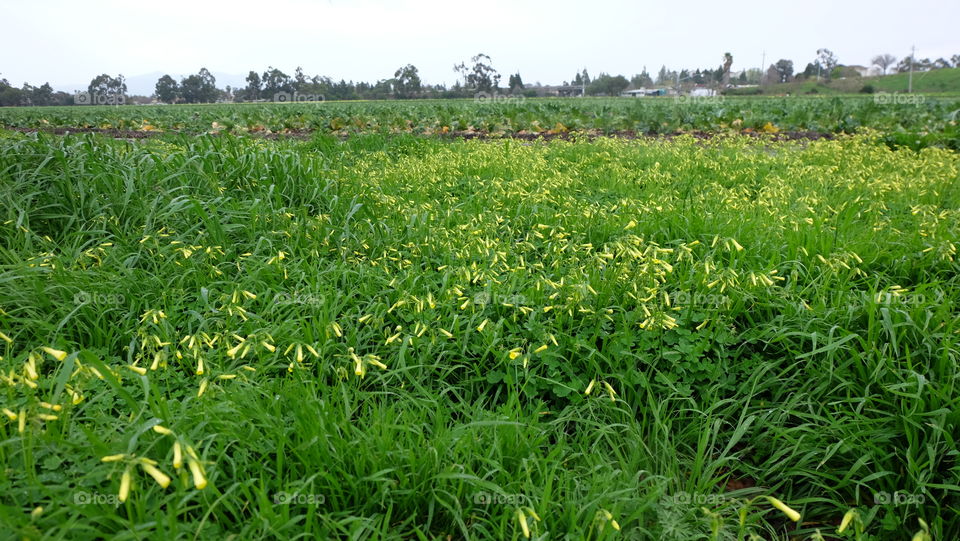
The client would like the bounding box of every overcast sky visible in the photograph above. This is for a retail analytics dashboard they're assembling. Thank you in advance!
[3,0,958,92]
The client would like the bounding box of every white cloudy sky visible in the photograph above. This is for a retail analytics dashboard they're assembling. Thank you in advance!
[2,0,958,92]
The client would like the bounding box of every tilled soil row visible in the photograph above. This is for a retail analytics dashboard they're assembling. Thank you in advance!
[5,126,838,142]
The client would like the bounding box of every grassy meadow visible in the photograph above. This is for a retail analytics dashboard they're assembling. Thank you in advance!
[0,112,959,539]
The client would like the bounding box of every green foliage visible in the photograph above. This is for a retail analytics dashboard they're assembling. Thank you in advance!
[0,132,958,539]
[2,95,959,149]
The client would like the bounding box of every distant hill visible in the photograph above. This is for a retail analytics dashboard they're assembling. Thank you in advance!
[734,67,960,95]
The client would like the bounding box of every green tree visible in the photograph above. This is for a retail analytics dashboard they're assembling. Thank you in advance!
[87,74,126,103]
[586,73,629,96]
[31,83,54,106]
[0,78,24,106]
[293,66,308,92]
[631,68,653,88]
[508,72,524,92]
[393,64,422,98]
[774,59,794,83]
[799,62,818,80]
[179,68,218,103]
[243,71,262,101]
[816,49,837,80]
[155,75,179,103]
[453,54,500,92]
[262,67,294,100]
[656,65,669,85]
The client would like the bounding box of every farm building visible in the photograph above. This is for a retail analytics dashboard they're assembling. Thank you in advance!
[621,88,668,97]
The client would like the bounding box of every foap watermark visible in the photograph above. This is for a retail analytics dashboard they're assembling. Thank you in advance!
[473,491,529,506]
[844,290,942,309]
[474,92,526,105]
[273,92,325,103]
[667,491,735,506]
[473,292,527,306]
[874,491,925,506]
[74,291,125,306]
[74,92,126,106]
[273,491,326,505]
[670,291,729,307]
[674,94,725,106]
[873,92,925,106]
[273,292,325,306]
[74,491,120,506]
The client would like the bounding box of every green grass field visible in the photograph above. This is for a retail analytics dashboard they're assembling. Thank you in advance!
[1,107,959,539]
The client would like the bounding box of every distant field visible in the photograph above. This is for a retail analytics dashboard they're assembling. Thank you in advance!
[1,96,959,149]
[1,90,959,541]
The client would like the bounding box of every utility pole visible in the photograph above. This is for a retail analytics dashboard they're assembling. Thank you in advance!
[761,51,766,82]
[908,45,915,93]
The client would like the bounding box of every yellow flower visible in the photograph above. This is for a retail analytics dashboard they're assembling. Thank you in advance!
[1,408,17,421]
[150,351,163,370]
[476,319,489,332]
[173,441,183,469]
[31,506,43,518]
[140,462,171,488]
[367,356,388,370]
[508,348,522,360]
[152,425,173,435]
[127,364,147,376]
[516,508,530,538]
[187,457,207,489]
[119,467,132,502]
[25,356,40,380]
[226,342,244,358]
[354,355,366,377]
[101,454,127,462]
[838,509,856,533]
[584,379,596,395]
[40,347,67,361]
[534,344,548,354]
[197,378,209,398]
[765,496,801,522]
[603,381,617,402]
[0,331,12,343]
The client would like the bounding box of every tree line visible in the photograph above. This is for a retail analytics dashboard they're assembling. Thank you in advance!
[2,49,959,106]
